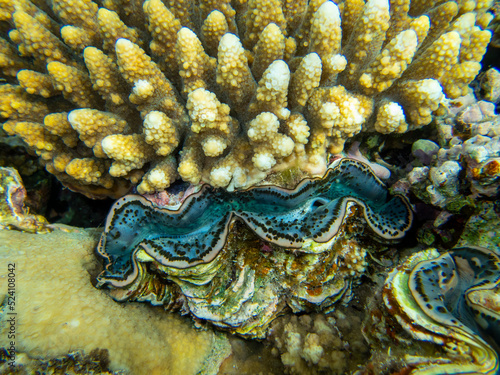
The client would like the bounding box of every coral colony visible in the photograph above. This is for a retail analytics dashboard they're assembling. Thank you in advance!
[0,0,492,197]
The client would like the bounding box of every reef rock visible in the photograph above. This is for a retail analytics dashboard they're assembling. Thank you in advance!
[268,311,369,374]
[403,97,500,212]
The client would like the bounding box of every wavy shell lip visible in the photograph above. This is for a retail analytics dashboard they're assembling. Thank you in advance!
[96,158,413,288]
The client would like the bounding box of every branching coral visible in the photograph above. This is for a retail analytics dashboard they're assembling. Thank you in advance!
[0,0,494,197]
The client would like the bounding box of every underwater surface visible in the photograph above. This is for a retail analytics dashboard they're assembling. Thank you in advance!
[0,0,500,374]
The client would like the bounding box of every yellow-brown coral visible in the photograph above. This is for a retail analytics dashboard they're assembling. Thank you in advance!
[0,227,232,374]
[0,0,494,197]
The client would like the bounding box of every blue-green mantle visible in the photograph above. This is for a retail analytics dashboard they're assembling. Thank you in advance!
[96,159,413,287]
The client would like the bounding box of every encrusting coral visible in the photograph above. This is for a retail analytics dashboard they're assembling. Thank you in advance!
[0,225,231,375]
[0,0,494,197]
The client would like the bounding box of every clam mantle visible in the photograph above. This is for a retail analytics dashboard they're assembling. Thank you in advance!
[97,159,412,286]
[96,159,412,337]
[364,246,500,374]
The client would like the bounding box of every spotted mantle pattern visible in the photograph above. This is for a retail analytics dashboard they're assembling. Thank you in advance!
[409,246,500,349]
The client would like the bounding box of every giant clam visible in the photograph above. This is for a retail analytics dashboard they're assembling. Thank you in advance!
[95,159,413,338]
[366,246,500,374]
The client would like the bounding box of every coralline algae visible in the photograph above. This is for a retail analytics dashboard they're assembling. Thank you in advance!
[409,246,500,348]
[96,159,413,288]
